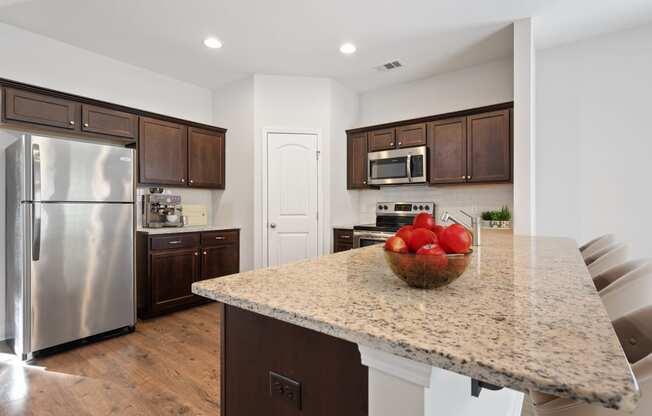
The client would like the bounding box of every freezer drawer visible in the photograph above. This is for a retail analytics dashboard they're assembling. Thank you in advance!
[29,202,134,352]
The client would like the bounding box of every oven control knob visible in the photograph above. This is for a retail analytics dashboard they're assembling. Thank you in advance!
[383,205,388,210]
[425,205,430,211]
[413,205,418,210]
[378,205,383,210]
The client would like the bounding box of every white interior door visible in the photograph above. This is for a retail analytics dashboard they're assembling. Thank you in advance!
[267,132,318,267]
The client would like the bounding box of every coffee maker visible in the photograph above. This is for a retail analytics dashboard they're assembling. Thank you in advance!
[142,190,184,228]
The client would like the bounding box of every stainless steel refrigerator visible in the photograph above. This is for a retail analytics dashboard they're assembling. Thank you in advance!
[5,132,135,359]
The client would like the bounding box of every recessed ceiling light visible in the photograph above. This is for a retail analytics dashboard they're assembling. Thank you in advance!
[340,43,356,55]
[203,37,223,49]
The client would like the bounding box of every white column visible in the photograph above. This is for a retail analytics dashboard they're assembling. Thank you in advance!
[359,345,524,416]
[513,17,537,236]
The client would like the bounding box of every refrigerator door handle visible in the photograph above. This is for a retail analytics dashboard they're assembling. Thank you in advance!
[32,203,41,261]
[32,143,42,261]
[32,143,41,201]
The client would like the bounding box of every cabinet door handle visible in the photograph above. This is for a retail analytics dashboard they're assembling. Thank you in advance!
[468,175,472,180]
[189,179,194,184]
[215,236,225,240]
[194,252,199,256]
[341,235,351,239]
[390,142,394,146]
[168,240,181,245]
[83,123,89,128]
[180,178,185,183]
[398,142,402,146]
[203,251,207,255]
[69,120,75,125]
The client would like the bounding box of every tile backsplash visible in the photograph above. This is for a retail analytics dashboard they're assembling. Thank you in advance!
[136,186,214,227]
[357,183,513,224]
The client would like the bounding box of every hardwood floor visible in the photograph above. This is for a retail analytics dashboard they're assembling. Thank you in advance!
[0,303,220,416]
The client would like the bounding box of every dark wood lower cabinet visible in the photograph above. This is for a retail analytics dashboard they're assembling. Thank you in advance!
[150,248,199,316]
[221,304,368,416]
[334,228,354,253]
[137,229,240,319]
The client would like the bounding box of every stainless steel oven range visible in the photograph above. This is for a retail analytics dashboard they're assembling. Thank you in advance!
[353,201,435,248]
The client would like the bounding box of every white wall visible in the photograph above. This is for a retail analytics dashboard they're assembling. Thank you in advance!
[358,58,514,126]
[212,77,255,271]
[0,23,216,340]
[357,58,515,222]
[536,22,652,257]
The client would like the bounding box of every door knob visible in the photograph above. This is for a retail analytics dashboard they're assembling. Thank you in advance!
[270,223,277,229]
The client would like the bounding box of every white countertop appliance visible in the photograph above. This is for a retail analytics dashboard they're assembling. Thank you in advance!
[5,132,135,360]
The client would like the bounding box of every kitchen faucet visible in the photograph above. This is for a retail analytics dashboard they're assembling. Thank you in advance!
[440,210,481,246]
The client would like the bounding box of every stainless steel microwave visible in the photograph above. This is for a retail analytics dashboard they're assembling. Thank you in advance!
[367,146,427,185]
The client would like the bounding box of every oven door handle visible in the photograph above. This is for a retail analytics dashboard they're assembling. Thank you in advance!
[406,154,412,183]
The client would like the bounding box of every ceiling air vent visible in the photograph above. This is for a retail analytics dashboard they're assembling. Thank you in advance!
[375,60,403,72]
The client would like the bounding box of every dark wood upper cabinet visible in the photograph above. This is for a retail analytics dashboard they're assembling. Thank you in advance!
[188,127,225,189]
[367,128,396,152]
[467,109,511,183]
[139,117,188,186]
[396,123,426,148]
[428,117,467,184]
[81,104,137,140]
[3,87,79,130]
[149,248,200,316]
[347,132,369,189]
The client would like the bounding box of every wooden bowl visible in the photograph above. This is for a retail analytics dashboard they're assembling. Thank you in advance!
[383,249,473,289]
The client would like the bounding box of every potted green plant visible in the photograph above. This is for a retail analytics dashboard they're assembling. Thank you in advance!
[481,206,512,229]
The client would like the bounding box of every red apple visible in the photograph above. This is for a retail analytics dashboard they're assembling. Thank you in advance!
[439,224,472,254]
[416,244,446,256]
[416,244,449,269]
[384,236,408,253]
[412,212,436,230]
[432,224,445,239]
[406,228,438,252]
[395,225,415,244]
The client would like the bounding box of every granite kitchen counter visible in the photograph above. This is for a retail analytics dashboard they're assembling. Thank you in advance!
[193,230,639,411]
[137,225,240,235]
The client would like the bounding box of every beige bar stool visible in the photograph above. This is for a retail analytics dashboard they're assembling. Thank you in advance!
[530,305,652,416]
[599,261,652,321]
[580,234,616,260]
[586,243,629,278]
[594,259,652,291]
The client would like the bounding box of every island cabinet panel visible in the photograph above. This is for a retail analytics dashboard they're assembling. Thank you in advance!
[188,127,225,189]
[81,104,138,140]
[333,228,354,253]
[396,123,426,148]
[221,304,368,416]
[367,128,396,151]
[150,248,200,316]
[138,117,188,186]
[428,117,467,184]
[347,132,370,189]
[137,230,240,318]
[3,87,80,130]
[467,109,511,183]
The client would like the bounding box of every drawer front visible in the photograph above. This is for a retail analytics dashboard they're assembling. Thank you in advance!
[333,229,353,252]
[201,230,239,247]
[396,123,426,148]
[150,233,200,251]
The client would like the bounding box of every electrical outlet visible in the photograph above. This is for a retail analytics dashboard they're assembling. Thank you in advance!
[269,371,302,410]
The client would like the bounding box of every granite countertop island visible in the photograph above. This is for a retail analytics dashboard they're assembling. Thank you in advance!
[193,230,639,414]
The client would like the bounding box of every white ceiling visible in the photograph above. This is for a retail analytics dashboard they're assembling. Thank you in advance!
[1,0,651,92]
